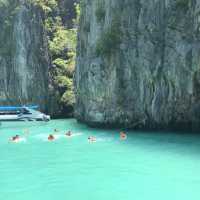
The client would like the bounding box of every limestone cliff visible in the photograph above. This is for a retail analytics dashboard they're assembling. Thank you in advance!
[75,0,200,130]
[0,0,49,111]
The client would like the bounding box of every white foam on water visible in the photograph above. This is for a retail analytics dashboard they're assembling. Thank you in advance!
[71,133,83,137]
[33,134,48,140]
[33,134,54,142]
[51,132,83,140]
[9,137,27,143]
[31,132,83,142]
[93,137,113,142]
[55,134,65,139]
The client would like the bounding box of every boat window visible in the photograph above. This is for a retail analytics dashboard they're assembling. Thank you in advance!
[0,108,32,115]
[21,108,31,114]
[0,111,19,115]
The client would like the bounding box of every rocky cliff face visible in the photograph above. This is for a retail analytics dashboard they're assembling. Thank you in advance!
[75,0,200,130]
[0,1,49,111]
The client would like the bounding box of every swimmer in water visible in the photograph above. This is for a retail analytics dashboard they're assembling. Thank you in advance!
[10,135,20,142]
[88,136,96,142]
[54,129,59,132]
[65,131,72,137]
[120,132,127,140]
[48,134,55,141]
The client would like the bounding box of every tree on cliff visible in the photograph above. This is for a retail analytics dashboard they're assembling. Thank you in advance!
[33,0,80,117]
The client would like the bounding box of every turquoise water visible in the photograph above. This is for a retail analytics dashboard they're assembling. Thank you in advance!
[0,119,200,200]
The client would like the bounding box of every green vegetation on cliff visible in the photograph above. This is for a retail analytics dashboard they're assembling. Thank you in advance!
[33,0,80,117]
[45,1,79,115]
[0,0,79,117]
[96,15,122,57]
[95,0,105,23]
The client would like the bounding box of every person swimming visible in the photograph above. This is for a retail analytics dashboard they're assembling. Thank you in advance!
[48,134,55,141]
[88,136,96,142]
[120,132,127,140]
[65,131,72,137]
[54,129,59,132]
[10,135,20,142]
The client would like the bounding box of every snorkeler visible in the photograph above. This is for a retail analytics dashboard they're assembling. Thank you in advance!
[48,134,55,141]
[65,131,72,137]
[88,136,96,142]
[120,132,127,140]
[54,129,59,132]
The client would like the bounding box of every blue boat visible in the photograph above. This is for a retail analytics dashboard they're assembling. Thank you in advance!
[0,105,38,111]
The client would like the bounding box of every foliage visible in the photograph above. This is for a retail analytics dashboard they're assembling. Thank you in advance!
[40,0,79,116]
[0,0,79,116]
[95,1,105,23]
[54,75,72,89]
[30,0,58,14]
[175,0,189,9]
[49,26,69,56]
[73,3,81,27]
[61,90,75,107]
[96,16,121,56]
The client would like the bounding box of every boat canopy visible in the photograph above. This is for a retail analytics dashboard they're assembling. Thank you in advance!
[0,105,39,111]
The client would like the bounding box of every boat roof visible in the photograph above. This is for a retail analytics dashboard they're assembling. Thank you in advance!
[0,105,39,111]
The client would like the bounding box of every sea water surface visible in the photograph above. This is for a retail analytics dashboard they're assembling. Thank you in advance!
[0,119,200,200]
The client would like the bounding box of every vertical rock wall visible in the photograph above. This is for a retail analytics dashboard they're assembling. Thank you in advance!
[75,0,200,130]
[0,1,49,111]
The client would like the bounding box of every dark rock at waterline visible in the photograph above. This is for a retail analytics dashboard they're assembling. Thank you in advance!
[75,0,200,131]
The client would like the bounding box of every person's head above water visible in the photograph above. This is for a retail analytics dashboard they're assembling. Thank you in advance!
[66,131,71,136]
[11,135,19,141]
[48,134,54,140]
[88,136,96,140]
[15,135,19,139]
[120,132,127,140]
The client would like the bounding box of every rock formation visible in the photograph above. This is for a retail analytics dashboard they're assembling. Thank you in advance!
[0,0,49,111]
[75,0,200,130]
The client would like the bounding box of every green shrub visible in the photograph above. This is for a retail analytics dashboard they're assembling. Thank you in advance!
[44,1,79,115]
[176,0,189,9]
[95,6,105,23]
[31,0,57,14]
[61,90,75,107]
[54,76,72,89]
[53,58,67,70]
[96,17,121,56]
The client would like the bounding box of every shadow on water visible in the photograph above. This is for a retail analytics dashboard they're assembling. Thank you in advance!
[75,120,200,157]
